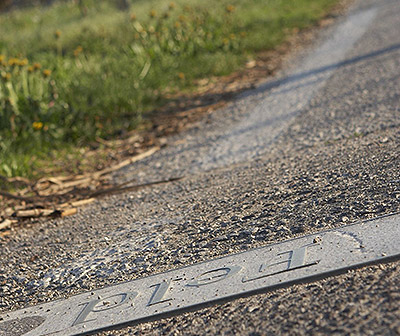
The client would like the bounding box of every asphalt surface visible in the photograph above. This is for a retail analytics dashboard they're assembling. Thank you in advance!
[1,0,399,334]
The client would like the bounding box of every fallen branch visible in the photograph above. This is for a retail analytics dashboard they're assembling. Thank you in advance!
[15,209,55,218]
[92,146,160,178]
[61,208,78,217]
[60,198,95,208]
[0,219,12,230]
[0,190,38,201]
[89,176,183,198]
[0,174,31,186]
[0,146,167,225]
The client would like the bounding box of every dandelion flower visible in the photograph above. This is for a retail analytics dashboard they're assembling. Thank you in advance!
[178,72,185,80]
[168,2,175,10]
[149,10,156,18]
[32,121,44,130]
[8,58,19,66]
[130,13,137,21]
[43,69,52,77]
[174,21,181,28]
[74,46,83,57]
[28,66,34,73]
[226,5,235,13]
[33,63,42,70]
[18,58,28,66]
[0,55,4,62]
[54,30,61,39]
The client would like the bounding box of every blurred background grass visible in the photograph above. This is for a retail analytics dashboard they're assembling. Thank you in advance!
[0,0,339,178]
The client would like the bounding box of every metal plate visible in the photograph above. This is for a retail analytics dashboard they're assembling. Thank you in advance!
[1,214,399,336]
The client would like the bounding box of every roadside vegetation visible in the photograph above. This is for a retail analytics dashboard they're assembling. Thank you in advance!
[0,0,340,178]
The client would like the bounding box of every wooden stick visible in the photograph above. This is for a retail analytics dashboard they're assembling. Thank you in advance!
[0,219,12,230]
[61,208,77,217]
[60,198,95,208]
[15,209,55,218]
[0,190,37,201]
[90,176,183,198]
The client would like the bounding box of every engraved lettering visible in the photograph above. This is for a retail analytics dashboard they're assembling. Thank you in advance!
[243,244,320,283]
[148,281,172,306]
[186,266,241,287]
[73,292,138,326]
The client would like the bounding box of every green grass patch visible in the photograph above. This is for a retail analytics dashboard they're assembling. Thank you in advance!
[0,0,340,178]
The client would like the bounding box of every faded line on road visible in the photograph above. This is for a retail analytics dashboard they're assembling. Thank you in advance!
[1,213,399,336]
[198,5,378,171]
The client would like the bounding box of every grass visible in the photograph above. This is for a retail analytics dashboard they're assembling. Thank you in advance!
[0,0,340,178]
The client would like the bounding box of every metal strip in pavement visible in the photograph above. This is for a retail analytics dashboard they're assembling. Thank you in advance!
[1,213,399,336]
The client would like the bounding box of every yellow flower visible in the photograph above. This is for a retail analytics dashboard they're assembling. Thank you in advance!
[43,69,52,77]
[178,15,185,22]
[178,72,185,80]
[0,55,4,62]
[18,58,28,66]
[8,58,19,66]
[226,5,235,13]
[240,32,247,38]
[149,10,156,18]
[27,66,34,73]
[74,46,83,57]
[32,122,43,130]
[168,2,175,10]
[230,33,236,40]
[33,62,42,70]
[54,30,61,39]
[130,13,137,21]
[174,21,181,28]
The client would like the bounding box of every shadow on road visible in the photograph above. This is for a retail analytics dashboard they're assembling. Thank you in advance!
[247,42,400,98]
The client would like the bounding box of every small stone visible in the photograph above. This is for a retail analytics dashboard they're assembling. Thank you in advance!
[313,236,322,244]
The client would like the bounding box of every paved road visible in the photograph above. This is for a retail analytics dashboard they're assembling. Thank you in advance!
[1,0,399,334]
